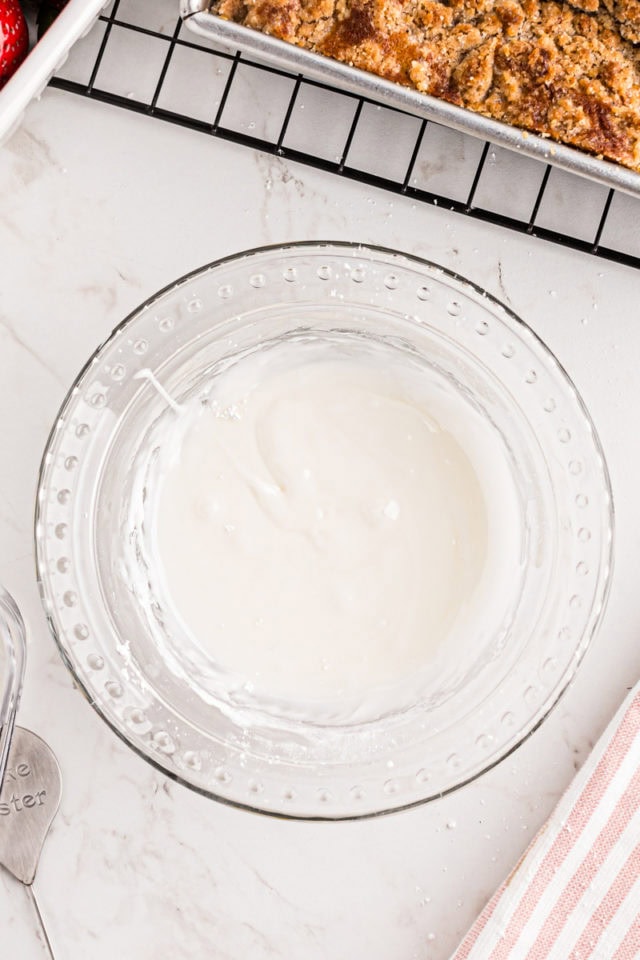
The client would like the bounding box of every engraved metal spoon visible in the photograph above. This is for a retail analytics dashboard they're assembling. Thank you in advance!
[0,589,62,960]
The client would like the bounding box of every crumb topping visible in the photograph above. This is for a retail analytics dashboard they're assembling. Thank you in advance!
[212,0,640,171]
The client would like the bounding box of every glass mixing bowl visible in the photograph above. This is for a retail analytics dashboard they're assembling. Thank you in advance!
[0,588,26,787]
[35,242,613,819]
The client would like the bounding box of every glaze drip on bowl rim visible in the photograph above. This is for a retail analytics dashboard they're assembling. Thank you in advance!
[34,241,613,819]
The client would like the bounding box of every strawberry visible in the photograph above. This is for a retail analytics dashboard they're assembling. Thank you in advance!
[37,0,68,38]
[0,0,28,90]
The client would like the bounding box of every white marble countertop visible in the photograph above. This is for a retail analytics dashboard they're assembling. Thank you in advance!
[1,83,640,960]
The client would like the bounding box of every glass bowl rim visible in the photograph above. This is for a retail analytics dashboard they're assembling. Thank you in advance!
[0,587,26,788]
[34,240,615,820]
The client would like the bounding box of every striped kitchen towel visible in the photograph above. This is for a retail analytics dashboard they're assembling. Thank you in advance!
[451,684,640,960]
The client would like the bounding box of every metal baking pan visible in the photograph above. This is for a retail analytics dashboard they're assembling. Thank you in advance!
[181,0,640,199]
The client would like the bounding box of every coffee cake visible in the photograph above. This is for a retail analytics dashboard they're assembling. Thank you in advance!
[211,0,640,172]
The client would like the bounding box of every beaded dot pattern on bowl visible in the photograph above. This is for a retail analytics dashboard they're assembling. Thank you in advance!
[34,242,613,820]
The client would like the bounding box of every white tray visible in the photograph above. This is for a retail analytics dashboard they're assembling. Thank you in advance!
[0,0,107,145]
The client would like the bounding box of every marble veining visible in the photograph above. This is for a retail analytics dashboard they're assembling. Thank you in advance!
[0,86,638,959]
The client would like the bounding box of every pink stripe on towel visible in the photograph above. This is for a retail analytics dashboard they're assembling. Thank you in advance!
[450,687,640,960]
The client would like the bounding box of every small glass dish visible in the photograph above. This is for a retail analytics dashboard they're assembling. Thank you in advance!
[35,242,613,819]
[0,588,26,786]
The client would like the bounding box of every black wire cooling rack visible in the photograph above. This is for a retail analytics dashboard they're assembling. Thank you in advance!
[50,0,640,270]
